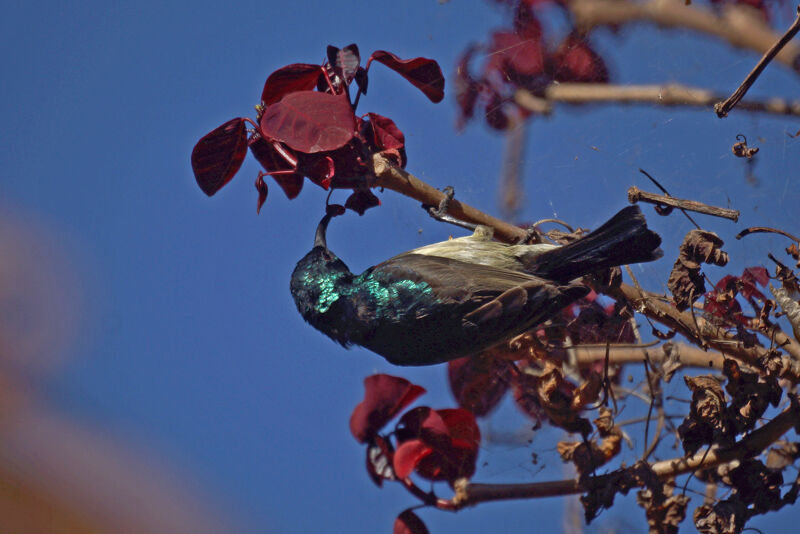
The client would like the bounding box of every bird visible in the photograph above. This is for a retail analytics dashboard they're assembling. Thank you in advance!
[290,205,662,366]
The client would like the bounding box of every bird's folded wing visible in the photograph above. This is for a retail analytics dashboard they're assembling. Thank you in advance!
[372,253,559,305]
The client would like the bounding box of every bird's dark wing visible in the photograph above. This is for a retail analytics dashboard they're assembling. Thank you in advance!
[373,252,548,304]
[364,253,588,365]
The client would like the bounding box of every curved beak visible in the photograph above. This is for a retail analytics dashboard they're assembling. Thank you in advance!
[313,213,333,249]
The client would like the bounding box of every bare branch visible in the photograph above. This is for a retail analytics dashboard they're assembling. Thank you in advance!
[515,83,800,117]
[628,186,740,222]
[567,0,800,71]
[452,401,800,508]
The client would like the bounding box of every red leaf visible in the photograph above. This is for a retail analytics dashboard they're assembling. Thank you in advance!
[345,189,380,215]
[454,45,481,129]
[255,173,268,213]
[485,93,509,130]
[394,407,480,482]
[448,354,512,416]
[271,173,304,200]
[487,31,545,79]
[261,64,324,106]
[260,91,357,153]
[296,154,335,190]
[368,50,445,103]
[365,113,405,152]
[550,33,609,83]
[248,136,297,173]
[513,2,543,39]
[350,374,426,443]
[742,266,769,287]
[363,113,406,167]
[396,407,450,444]
[248,137,304,199]
[394,510,430,534]
[191,118,248,196]
[393,439,434,479]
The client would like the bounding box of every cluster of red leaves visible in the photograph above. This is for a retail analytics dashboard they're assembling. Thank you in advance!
[703,266,769,326]
[350,374,480,486]
[191,45,444,215]
[456,0,608,130]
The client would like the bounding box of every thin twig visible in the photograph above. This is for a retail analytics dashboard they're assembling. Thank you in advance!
[736,226,800,243]
[715,6,800,117]
[628,186,740,222]
[638,169,701,229]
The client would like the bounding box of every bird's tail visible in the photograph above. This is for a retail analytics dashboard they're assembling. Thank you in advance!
[525,205,662,283]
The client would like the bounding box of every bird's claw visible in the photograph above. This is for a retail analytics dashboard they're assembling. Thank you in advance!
[422,186,477,231]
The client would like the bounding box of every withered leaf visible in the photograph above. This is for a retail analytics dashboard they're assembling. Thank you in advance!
[668,230,728,311]
[693,499,747,534]
[637,483,690,534]
[678,375,733,455]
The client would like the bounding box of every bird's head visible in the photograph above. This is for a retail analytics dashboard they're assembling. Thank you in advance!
[290,212,353,320]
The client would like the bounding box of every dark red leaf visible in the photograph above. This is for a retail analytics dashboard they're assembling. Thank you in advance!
[366,435,395,487]
[261,64,324,106]
[345,189,380,215]
[454,45,481,129]
[296,153,335,189]
[270,173,304,200]
[396,407,450,444]
[191,118,248,196]
[487,31,546,79]
[248,136,297,173]
[550,33,609,83]
[448,354,512,416]
[394,407,480,482]
[513,2,543,39]
[354,66,369,95]
[328,44,361,84]
[368,50,445,103]
[260,91,357,153]
[742,266,769,287]
[439,408,481,445]
[485,93,509,130]
[394,510,429,534]
[255,173,268,214]
[248,137,304,199]
[350,374,426,443]
[365,113,405,152]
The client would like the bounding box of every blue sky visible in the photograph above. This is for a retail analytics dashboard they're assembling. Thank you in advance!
[2,1,800,532]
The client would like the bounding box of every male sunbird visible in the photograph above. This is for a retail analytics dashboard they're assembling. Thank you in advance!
[290,206,662,366]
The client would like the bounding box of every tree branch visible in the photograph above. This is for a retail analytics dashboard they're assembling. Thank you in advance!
[567,0,800,72]
[515,83,800,117]
[451,400,800,508]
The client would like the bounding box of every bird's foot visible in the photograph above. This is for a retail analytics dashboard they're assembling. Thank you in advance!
[423,186,477,231]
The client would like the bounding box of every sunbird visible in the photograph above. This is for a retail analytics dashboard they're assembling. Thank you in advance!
[290,206,662,366]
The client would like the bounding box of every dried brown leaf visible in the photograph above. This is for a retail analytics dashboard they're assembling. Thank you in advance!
[668,230,728,311]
